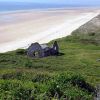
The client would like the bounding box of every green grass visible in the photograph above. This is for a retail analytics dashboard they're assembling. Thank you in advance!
[0,35,100,99]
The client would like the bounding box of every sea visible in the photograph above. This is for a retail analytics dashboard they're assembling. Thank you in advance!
[0,2,67,12]
[0,2,93,12]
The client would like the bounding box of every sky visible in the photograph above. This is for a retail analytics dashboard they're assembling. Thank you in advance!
[0,0,100,6]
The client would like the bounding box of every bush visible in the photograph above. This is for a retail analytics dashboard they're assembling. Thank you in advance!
[46,73,94,99]
[71,75,96,94]
[32,74,52,83]
[0,73,95,100]
[24,59,33,68]
[16,49,27,55]
[0,80,34,100]
[88,32,96,36]
[47,81,63,98]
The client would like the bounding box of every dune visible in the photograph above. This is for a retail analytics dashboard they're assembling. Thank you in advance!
[0,8,100,53]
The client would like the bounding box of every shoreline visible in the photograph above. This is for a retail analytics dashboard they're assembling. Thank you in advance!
[0,7,100,14]
[0,8,100,53]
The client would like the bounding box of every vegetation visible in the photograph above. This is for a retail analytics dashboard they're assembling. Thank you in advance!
[0,35,100,99]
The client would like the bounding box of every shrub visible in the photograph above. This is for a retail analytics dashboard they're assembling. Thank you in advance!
[71,75,96,94]
[0,80,34,100]
[32,74,52,83]
[88,32,96,36]
[47,81,63,98]
[0,73,96,100]
[16,49,27,55]
[24,59,33,68]
[46,73,94,99]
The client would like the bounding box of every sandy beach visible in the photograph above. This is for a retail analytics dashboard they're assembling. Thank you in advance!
[0,8,100,52]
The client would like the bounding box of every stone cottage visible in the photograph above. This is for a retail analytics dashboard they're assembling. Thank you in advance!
[27,41,59,58]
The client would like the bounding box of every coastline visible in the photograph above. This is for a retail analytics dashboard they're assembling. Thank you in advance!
[0,8,100,53]
[0,7,100,15]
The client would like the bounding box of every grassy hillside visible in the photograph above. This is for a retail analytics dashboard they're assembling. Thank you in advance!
[0,35,100,99]
[72,14,100,44]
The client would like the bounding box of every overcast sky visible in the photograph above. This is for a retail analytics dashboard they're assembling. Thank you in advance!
[0,0,100,6]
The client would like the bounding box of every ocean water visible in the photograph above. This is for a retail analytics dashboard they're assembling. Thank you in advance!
[0,2,92,12]
[0,2,70,12]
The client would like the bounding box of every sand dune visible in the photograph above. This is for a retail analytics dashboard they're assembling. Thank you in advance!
[0,8,100,52]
